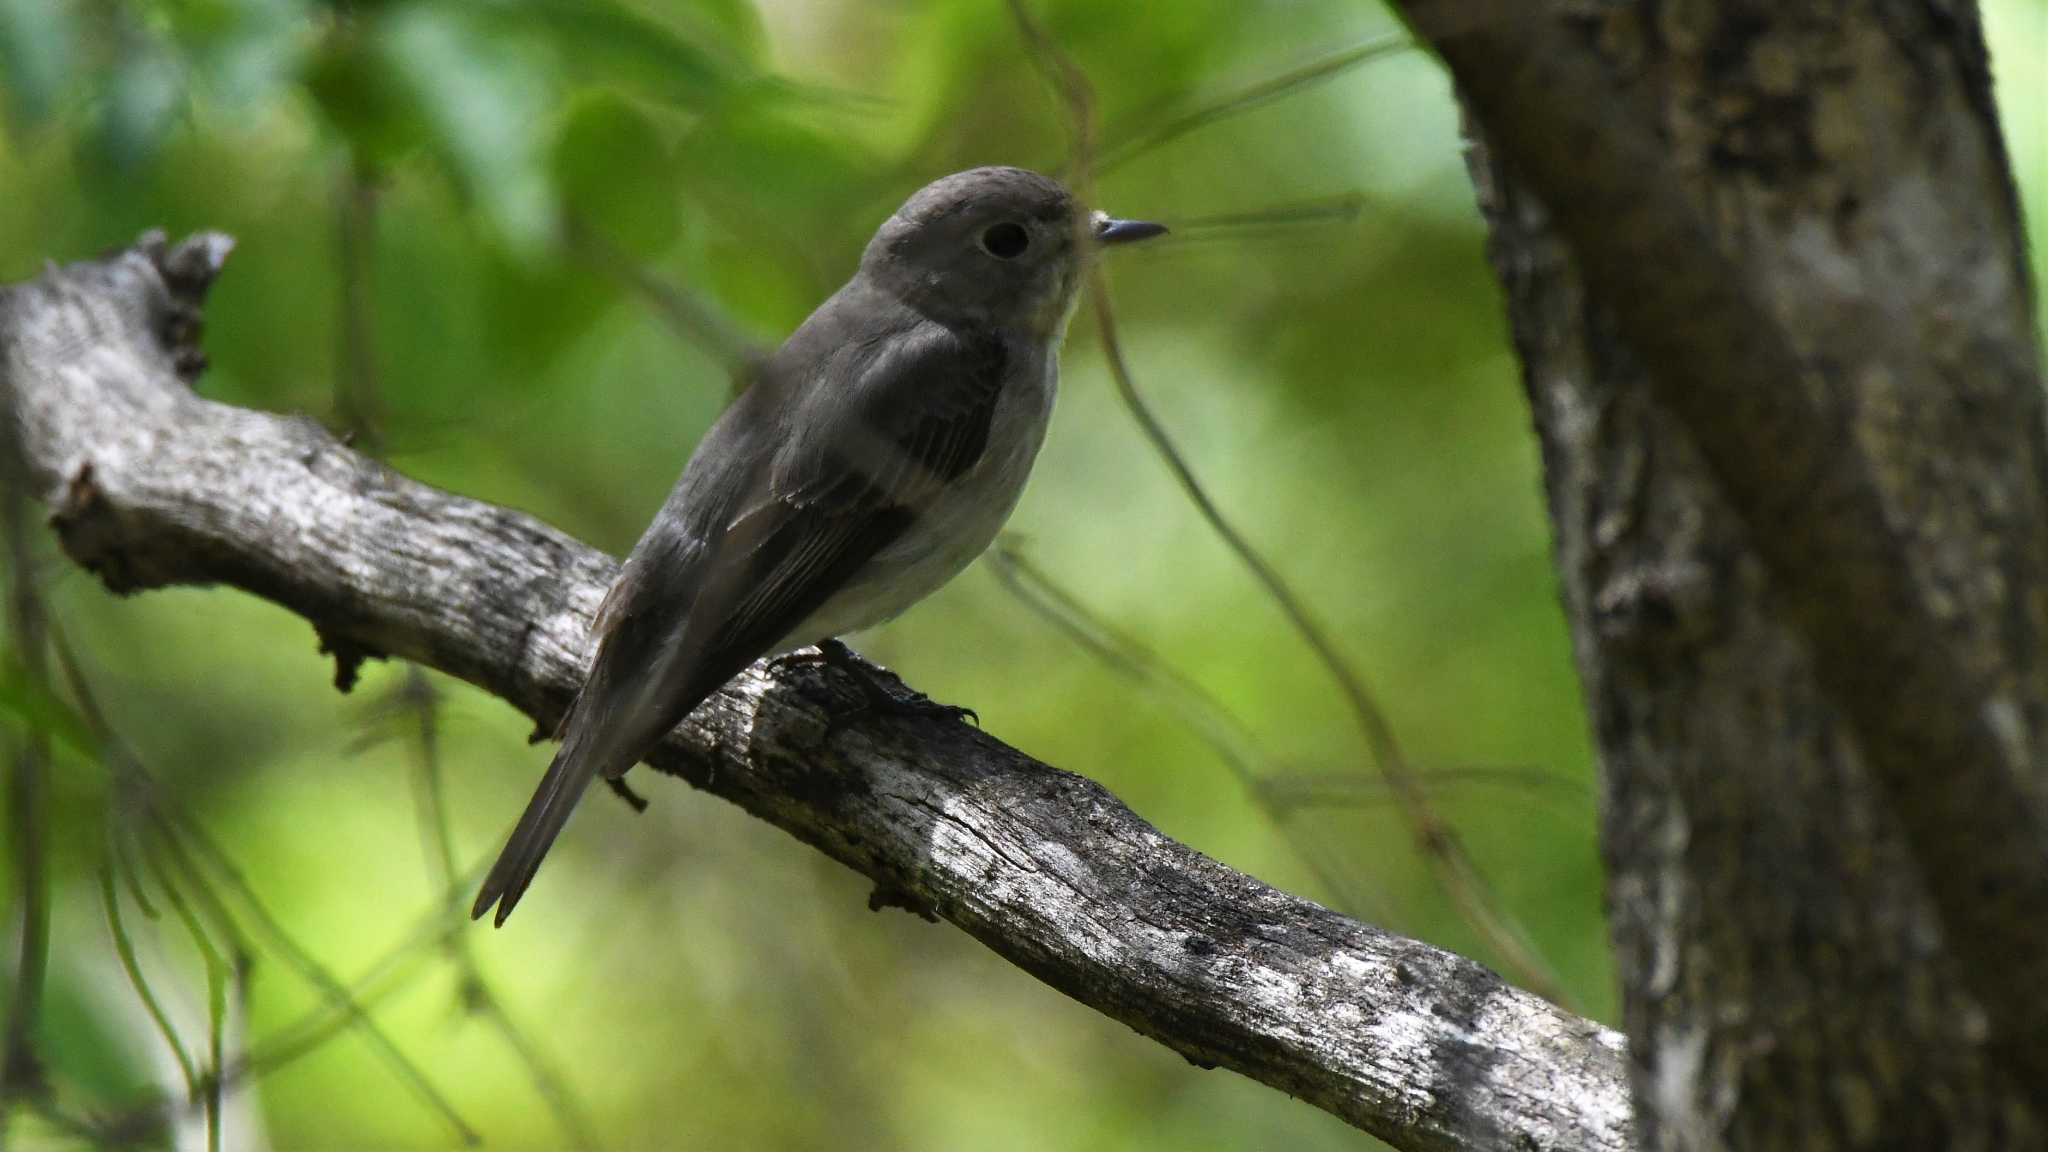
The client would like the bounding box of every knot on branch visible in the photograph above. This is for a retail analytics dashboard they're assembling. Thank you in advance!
[48,462,151,595]
[605,776,649,813]
[1593,557,1719,653]
[316,627,388,694]
[133,230,234,384]
[868,881,938,922]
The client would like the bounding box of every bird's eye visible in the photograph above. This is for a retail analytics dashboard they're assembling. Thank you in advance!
[980,222,1030,260]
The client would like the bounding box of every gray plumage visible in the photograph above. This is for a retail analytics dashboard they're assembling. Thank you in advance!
[472,167,1163,925]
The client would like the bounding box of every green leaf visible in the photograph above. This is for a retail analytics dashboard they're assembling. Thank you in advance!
[478,248,616,379]
[160,0,316,112]
[678,0,768,67]
[379,3,559,252]
[303,25,429,167]
[697,231,815,335]
[477,0,746,112]
[97,22,189,169]
[554,90,679,258]
[0,0,76,131]
[673,100,872,225]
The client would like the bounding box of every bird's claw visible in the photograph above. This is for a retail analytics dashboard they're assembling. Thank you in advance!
[809,639,979,734]
[870,692,978,726]
[826,693,979,737]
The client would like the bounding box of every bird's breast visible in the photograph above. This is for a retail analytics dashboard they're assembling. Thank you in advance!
[868,349,1056,593]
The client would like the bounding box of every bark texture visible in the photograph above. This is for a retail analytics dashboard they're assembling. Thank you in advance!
[0,234,1634,1152]
[1407,0,2048,1148]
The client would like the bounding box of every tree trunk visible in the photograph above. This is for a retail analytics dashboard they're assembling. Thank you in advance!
[1428,1,2047,1148]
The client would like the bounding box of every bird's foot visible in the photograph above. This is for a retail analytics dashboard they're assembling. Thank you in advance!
[838,692,980,730]
[814,639,979,733]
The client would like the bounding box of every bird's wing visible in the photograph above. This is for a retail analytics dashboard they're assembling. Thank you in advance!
[688,321,1009,666]
[775,321,1010,510]
[471,321,1006,925]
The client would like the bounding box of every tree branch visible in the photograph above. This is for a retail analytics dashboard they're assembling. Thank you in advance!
[0,234,1634,1152]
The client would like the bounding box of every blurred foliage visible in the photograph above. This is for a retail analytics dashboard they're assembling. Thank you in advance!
[0,0,2044,1149]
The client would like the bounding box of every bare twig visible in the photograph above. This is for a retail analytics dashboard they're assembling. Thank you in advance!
[1255,767,1583,813]
[0,682,48,1107]
[95,861,484,1140]
[1153,194,1368,241]
[50,626,479,1146]
[986,543,1581,891]
[565,217,767,385]
[986,541,1390,921]
[145,831,229,1152]
[99,862,199,1097]
[202,951,225,1152]
[0,320,52,1114]
[1006,0,1567,1005]
[331,159,599,1147]
[335,159,384,452]
[18,1096,119,1146]
[237,865,479,1083]
[394,670,599,1149]
[1095,33,1413,176]
[161,784,481,1144]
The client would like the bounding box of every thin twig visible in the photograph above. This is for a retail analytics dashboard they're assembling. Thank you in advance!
[335,158,385,453]
[99,862,199,1097]
[1256,767,1584,812]
[1091,198,1567,1003]
[142,831,228,1151]
[335,162,597,1148]
[112,821,161,921]
[988,543,1580,804]
[400,672,457,889]
[986,542,1391,921]
[50,627,480,1146]
[987,542,1266,775]
[159,804,481,1144]
[565,216,767,386]
[19,1096,121,1146]
[201,924,226,1152]
[238,864,481,1080]
[396,670,600,1150]
[0,333,52,1113]
[1155,194,1369,239]
[98,860,488,1139]
[1005,0,1567,1004]
[1095,34,1413,176]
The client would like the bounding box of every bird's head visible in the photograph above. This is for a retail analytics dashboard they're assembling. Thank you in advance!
[859,166,1165,338]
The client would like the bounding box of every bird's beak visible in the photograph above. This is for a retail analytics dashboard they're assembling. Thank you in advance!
[1090,211,1168,247]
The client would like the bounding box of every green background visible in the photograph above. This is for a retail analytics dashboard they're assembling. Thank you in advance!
[1,1,2043,1148]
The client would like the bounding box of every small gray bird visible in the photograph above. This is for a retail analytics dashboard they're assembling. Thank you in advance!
[473,167,1164,925]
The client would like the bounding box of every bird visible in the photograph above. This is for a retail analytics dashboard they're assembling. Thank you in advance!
[472,166,1165,925]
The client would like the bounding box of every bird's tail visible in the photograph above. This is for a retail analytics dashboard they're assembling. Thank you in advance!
[471,590,742,925]
[471,693,622,927]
